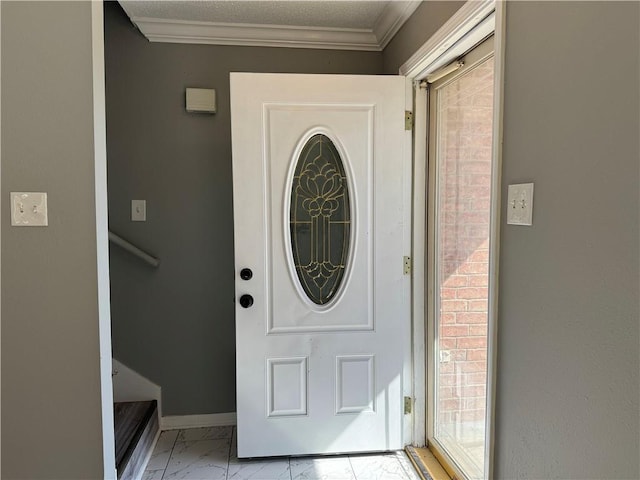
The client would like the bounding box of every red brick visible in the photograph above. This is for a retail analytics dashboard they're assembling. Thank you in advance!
[469,299,488,311]
[472,93,494,108]
[471,198,491,211]
[450,349,468,361]
[457,337,487,349]
[456,312,487,324]
[464,397,487,410]
[439,386,454,399]
[461,409,486,422]
[469,325,488,336]
[460,212,489,224]
[440,313,456,324]
[441,300,467,312]
[458,161,491,174]
[441,325,469,337]
[456,186,491,201]
[441,212,456,225]
[444,275,468,287]
[439,399,462,411]
[468,275,489,287]
[439,374,457,386]
[460,360,487,372]
[462,385,486,397]
[465,225,489,238]
[456,287,488,299]
[467,348,487,361]
[439,362,454,373]
[469,175,492,187]
[468,249,489,263]
[440,288,457,299]
[458,262,489,274]
[439,338,457,349]
[465,372,487,385]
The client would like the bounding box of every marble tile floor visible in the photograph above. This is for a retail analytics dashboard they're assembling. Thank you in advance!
[143,426,422,480]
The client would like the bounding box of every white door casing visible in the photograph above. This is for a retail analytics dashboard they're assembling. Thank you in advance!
[231,73,408,457]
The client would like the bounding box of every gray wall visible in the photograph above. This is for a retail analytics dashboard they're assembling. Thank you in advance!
[495,2,639,478]
[384,1,639,478]
[104,2,383,415]
[1,2,108,479]
[382,1,464,74]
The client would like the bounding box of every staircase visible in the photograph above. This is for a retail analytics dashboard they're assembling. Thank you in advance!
[114,400,159,480]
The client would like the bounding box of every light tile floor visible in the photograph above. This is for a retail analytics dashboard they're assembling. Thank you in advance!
[143,426,422,480]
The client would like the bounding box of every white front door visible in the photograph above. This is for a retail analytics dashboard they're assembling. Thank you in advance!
[231,73,408,458]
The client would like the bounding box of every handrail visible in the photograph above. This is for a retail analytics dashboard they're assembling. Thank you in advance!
[108,230,160,268]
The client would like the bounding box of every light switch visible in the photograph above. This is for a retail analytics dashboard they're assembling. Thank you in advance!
[11,192,48,226]
[131,200,146,222]
[507,183,534,226]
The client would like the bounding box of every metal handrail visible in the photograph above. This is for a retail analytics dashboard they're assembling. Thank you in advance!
[108,230,160,268]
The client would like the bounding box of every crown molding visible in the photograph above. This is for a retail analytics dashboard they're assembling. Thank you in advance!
[130,17,380,51]
[374,1,422,50]
[124,2,422,51]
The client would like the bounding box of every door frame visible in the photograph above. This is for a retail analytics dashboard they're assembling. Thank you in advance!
[91,1,117,478]
[400,1,506,478]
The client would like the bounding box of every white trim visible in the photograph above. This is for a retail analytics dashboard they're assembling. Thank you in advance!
[411,83,428,449]
[125,3,421,52]
[112,359,163,416]
[130,17,377,51]
[374,1,422,50]
[92,2,116,479]
[0,1,3,474]
[485,3,507,478]
[399,0,495,77]
[403,77,415,448]
[161,412,237,430]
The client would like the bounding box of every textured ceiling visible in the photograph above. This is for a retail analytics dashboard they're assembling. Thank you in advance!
[118,1,391,29]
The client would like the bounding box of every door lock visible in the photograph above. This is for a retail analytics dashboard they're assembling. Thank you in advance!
[239,294,254,308]
[240,268,253,280]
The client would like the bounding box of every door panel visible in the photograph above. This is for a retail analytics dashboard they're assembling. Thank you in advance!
[267,105,373,333]
[231,73,407,458]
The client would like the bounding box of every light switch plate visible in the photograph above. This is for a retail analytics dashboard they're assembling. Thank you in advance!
[11,192,48,226]
[131,200,146,222]
[507,183,534,226]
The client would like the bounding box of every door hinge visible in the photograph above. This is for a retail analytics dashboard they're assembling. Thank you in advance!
[403,256,411,275]
[405,111,413,130]
[404,396,412,414]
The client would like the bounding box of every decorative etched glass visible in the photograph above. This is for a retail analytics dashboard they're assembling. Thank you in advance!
[290,134,351,305]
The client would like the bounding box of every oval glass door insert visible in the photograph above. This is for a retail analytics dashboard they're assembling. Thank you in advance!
[290,134,351,305]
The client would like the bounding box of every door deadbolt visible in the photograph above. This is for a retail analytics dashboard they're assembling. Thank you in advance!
[240,268,253,280]
[239,294,254,308]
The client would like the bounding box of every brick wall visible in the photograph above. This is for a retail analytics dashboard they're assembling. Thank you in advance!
[436,58,494,432]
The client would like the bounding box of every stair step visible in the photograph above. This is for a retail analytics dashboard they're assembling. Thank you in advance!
[114,400,158,480]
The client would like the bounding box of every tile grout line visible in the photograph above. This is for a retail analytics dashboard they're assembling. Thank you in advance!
[347,455,358,480]
[159,430,179,480]
[225,426,235,480]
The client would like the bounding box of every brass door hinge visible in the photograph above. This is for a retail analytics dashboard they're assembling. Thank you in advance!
[405,111,413,130]
[404,396,412,414]
[403,256,412,275]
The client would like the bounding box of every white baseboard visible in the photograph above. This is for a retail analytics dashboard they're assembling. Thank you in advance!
[161,412,237,430]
